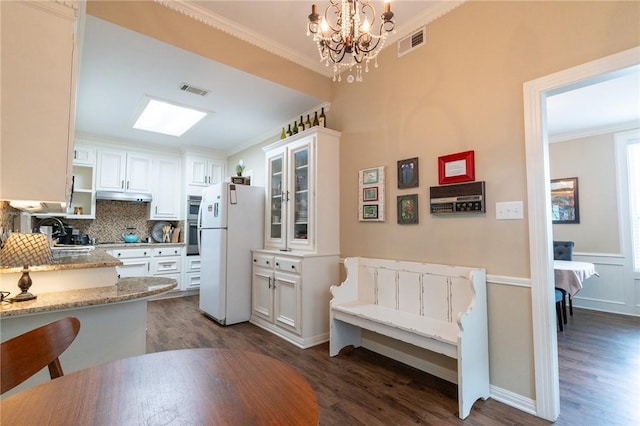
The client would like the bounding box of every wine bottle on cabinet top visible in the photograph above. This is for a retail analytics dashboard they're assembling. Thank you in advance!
[293,120,298,134]
[318,107,326,128]
[286,124,292,137]
[299,115,305,132]
[312,111,319,127]
[280,127,286,139]
[305,114,311,129]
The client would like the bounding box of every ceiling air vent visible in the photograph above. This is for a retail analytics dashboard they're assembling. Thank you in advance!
[397,27,426,58]
[179,83,209,96]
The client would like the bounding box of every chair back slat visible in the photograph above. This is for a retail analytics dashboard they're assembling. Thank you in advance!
[1,317,80,394]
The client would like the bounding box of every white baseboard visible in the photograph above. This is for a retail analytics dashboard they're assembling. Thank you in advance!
[362,338,537,416]
[489,384,537,415]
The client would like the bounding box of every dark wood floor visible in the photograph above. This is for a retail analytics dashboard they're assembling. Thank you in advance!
[146,296,639,425]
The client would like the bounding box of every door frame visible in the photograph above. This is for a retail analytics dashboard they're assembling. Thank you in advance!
[523,46,640,421]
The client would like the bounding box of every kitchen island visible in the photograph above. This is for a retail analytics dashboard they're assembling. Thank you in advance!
[0,250,177,398]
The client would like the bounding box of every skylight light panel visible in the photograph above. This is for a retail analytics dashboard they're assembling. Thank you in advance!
[133,99,206,136]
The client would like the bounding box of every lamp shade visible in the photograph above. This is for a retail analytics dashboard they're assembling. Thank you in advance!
[0,233,52,267]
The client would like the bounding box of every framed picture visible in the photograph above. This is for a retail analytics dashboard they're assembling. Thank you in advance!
[551,177,580,224]
[397,157,419,189]
[438,150,475,185]
[362,168,380,185]
[358,166,385,222]
[363,187,378,202]
[362,205,379,219]
[397,194,419,224]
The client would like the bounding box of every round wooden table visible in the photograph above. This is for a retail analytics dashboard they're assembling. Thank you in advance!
[1,348,319,425]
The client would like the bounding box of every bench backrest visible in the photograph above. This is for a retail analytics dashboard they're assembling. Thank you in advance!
[341,257,485,324]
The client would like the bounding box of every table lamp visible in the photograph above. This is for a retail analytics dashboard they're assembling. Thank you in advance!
[0,233,52,302]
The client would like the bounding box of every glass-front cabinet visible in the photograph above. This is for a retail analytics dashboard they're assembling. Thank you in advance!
[263,127,340,253]
[268,153,284,243]
[265,138,314,251]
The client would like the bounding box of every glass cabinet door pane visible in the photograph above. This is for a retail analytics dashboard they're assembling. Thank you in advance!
[293,148,309,240]
[269,156,283,239]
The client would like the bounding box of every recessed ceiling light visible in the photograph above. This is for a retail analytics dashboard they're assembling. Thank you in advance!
[133,99,206,136]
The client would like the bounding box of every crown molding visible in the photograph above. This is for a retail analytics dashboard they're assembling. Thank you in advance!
[154,0,466,80]
[549,120,640,143]
[154,0,333,78]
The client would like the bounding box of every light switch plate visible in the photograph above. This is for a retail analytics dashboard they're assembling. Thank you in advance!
[496,201,524,220]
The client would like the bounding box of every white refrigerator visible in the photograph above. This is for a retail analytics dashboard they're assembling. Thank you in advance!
[198,182,264,325]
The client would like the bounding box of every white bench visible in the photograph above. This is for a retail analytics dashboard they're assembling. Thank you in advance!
[330,257,489,420]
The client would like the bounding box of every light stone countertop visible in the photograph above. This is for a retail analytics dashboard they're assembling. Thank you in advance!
[0,248,122,274]
[96,242,185,249]
[0,277,177,317]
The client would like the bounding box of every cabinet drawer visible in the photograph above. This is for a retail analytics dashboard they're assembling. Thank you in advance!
[253,254,274,268]
[152,257,181,274]
[184,273,200,290]
[110,248,151,259]
[186,257,201,272]
[274,257,302,274]
[152,246,182,257]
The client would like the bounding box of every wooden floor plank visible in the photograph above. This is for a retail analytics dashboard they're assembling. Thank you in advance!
[147,296,639,425]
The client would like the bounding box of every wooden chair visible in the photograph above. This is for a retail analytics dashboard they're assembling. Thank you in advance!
[1,317,81,394]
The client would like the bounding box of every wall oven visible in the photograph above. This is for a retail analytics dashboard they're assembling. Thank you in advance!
[186,195,201,255]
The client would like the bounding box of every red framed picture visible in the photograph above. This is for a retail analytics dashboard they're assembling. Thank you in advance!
[362,186,379,202]
[438,150,475,185]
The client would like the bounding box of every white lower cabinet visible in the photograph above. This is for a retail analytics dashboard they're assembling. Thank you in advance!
[182,255,201,290]
[109,248,151,278]
[250,250,339,348]
[152,247,182,287]
[108,246,183,288]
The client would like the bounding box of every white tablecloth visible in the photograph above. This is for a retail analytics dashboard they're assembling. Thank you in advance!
[554,260,597,297]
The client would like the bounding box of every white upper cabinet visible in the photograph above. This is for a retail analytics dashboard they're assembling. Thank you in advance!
[263,128,341,253]
[0,0,78,202]
[73,144,95,166]
[150,156,181,220]
[96,149,152,193]
[185,153,225,196]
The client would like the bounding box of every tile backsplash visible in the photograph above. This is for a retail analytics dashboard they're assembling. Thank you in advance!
[67,200,182,243]
[1,201,181,245]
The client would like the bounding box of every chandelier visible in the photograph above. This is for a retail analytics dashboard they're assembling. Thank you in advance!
[307,0,395,83]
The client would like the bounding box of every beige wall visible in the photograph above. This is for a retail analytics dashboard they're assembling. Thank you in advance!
[87,0,640,405]
[330,0,639,399]
[550,133,621,253]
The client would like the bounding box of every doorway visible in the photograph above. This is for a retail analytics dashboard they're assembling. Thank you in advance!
[523,46,640,421]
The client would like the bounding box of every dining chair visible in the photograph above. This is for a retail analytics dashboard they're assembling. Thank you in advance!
[553,240,574,318]
[555,289,565,331]
[1,316,81,394]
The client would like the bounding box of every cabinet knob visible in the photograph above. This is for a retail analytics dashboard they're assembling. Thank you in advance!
[253,259,257,262]
[291,265,295,270]
[266,261,269,265]
[159,251,162,255]
[144,251,147,256]
[276,262,280,266]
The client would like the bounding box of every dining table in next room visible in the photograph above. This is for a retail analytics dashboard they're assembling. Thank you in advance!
[554,259,599,297]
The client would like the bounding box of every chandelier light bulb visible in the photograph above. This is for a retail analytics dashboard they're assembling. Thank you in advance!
[321,16,329,34]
